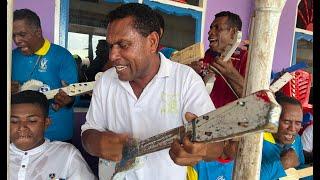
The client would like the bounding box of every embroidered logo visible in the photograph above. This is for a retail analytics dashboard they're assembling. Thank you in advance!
[216,176,226,180]
[160,92,179,114]
[38,58,48,72]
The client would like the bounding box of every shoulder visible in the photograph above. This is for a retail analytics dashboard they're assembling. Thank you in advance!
[12,48,22,57]
[48,141,78,154]
[49,43,73,56]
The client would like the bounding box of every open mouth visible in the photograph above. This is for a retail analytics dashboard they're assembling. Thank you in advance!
[209,38,218,46]
[283,134,294,141]
[115,65,128,72]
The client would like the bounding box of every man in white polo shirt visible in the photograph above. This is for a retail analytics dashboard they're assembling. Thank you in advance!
[81,3,225,180]
[9,90,96,180]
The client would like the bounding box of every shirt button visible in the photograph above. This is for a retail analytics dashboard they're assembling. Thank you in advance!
[22,165,25,168]
[24,152,28,155]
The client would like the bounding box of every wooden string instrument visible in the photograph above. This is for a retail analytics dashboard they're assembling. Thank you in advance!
[99,89,281,179]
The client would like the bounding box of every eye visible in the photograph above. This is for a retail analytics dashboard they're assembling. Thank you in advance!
[119,42,129,49]
[10,118,19,124]
[282,120,291,125]
[295,121,302,127]
[28,117,40,123]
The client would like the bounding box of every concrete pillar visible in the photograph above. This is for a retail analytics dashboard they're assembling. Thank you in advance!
[233,0,287,179]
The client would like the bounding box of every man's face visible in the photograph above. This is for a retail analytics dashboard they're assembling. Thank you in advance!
[13,19,42,55]
[106,16,157,81]
[275,103,303,145]
[208,16,236,53]
[10,103,50,151]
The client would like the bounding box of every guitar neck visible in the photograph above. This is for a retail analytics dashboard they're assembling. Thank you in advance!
[43,81,95,99]
[123,126,186,160]
[43,88,61,99]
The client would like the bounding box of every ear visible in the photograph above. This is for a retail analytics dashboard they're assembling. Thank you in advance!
[147,31,160,53]
[35,28,42,38]
[44,117,51,129]
[230,27,237,40]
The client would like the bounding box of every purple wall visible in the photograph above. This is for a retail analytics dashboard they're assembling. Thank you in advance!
[272,0,299,72]
[204,0,298,72]
[13,0,55,43]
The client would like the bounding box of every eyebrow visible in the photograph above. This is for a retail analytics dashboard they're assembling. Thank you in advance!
[10,115,40,118]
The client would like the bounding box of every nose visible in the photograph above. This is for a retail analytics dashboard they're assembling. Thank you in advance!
[17,121,29,129]
[109,45,121,63]
[13,35,22,45]
[287,122,301,133]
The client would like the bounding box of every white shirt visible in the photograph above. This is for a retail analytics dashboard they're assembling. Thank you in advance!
[82,53,215,180]
[9,139,97,180]
[301,124,313,152]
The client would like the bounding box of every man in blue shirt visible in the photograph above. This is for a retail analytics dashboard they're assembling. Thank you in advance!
[260,94,308,180]
[11,9,78,142]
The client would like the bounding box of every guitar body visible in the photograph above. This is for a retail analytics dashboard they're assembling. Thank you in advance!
[99,156,145,180]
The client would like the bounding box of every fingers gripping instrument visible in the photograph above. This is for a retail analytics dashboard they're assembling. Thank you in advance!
[100,90,281,179]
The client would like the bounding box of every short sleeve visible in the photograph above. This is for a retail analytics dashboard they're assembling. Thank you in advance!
[182,68,215,121]
[260,158,287,180]
[81,77,108,134]
[67,147,97,180]
[301,125,313,152]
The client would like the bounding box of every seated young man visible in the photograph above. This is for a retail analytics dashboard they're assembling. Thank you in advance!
[260,94,310,179]
[9,90,96,180]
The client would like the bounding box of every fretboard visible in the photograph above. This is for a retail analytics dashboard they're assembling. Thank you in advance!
[122,126,187,160]
[43,88,61,99]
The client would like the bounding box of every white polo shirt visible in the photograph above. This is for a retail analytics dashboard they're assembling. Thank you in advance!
[301,124,313,152]
[9,139,97,180]
[82,53,215,180]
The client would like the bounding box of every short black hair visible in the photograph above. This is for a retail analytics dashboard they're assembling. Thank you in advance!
[106,3,160,37]
[215,11,242,31]
[11,90,49,117]
[155,11,164,31]
[275,92,302,109]
[13,8,41,29]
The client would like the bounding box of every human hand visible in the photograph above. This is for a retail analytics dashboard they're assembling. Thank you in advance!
[52,89,74,111]
[280,148,300,169]
[98,131,129,162]
[189,61,204,74]
[222,138,239,159]
[169,136,207,166]
[169,112,207,166]
[11,81,20,94]
[211,57,237,77]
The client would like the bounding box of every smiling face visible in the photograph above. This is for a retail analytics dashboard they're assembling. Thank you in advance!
[208,16,236,53]
[274,103,303,145]
[13,19,43,55]
[106,16,159,82]
[10,103,50,151]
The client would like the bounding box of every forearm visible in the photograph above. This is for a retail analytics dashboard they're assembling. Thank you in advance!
[203,142,224,162]
[225,71,244,97]
[82,129,104,157]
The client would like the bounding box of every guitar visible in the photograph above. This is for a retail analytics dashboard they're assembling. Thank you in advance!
[19,72,103,99]
[170,42,205,65]
[99,90,281,179]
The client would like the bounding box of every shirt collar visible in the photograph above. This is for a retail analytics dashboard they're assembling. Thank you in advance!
[263,132,295,145]
[10,138,49,156]
[156,52,172,78]
[34,39,51,56]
